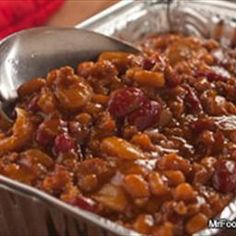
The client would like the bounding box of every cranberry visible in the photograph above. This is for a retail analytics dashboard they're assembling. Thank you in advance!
[128,100,161,130]
[142,58,156,70]
[74,195,97,212]
[212,159,236,193]
[108,87,146,118]
[53,133,76,154]
[27,96,40,112]
[183,84,202,113]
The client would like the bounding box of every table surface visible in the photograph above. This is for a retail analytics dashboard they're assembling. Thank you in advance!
[46,0,118,27]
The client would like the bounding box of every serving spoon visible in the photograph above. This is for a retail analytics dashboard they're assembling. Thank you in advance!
[0,27,139,121]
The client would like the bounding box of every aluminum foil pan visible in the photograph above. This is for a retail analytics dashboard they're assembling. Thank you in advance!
[79,0,236,46]
[1,0,236,235]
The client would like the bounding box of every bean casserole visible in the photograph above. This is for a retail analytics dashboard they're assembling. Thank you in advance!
[1,34,236,235]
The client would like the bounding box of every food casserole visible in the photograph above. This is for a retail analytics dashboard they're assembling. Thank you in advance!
[0,0,236,234]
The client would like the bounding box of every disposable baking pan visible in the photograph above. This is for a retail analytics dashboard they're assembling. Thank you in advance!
[1,0,236,235]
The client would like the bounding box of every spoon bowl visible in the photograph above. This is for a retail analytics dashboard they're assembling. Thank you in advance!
[0,27,139,102]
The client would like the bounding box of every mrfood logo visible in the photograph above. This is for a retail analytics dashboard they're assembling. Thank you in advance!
[208,219,236,229]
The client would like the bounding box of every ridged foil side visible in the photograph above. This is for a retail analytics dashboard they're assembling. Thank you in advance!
[80,0,236,46]
[0,175,140,236]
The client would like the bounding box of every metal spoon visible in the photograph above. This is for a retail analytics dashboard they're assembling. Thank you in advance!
[0,27,139,120]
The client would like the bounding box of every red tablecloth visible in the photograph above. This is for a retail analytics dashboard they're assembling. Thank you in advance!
[0,0,64,39]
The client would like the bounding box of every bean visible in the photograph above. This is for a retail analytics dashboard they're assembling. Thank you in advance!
[123,174,150,198]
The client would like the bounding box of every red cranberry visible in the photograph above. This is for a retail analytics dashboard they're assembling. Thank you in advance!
[108,87,146,118]
[74,195,97,212]
[183,84,202,113]
[27,96,39,112]
[212,159,236,193]
[53,133,75,154]
[142,58,156,70]
[128,100,161,130]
